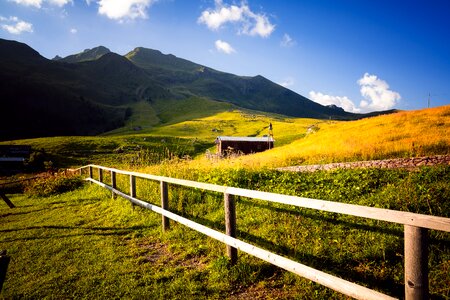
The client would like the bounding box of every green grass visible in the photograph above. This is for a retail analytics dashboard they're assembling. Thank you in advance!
[0,135,211,169]
[2,106,450,298]
[1,167,449,299]
[0,105,318,170]
[6,105,449,172]
[102,97,235,137]
[152,97,235,125]
[0,185,309,299]
[102,101,161,135]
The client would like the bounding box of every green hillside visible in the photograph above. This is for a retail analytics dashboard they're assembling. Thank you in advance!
[125,46,356,119]
[55,46,111,63]
[0,40,129,140]
[0,38,394,141]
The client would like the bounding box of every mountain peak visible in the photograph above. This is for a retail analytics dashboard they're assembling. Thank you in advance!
[327,104,345,112]
[58,46,111,63]
[126,47,201,73]
[0,38,44,64]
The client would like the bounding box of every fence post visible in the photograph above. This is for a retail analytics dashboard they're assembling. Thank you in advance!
[88,166,93,179]
[160,181,170,231]
[129,175,136,209]
[404,225,429,300]
[111,171,116,199]
[0,250,10,293]
[99,168,103,183]
[224,193,237,265]
[79,168,83,176]
[0,192,15,209]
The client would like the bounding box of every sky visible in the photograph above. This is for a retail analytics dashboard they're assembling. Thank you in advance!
[1,0,450,113]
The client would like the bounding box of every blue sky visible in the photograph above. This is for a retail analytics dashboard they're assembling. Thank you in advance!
[1,0,449,113]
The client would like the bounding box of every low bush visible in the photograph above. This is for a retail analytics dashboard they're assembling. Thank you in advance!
[24,173,84,197]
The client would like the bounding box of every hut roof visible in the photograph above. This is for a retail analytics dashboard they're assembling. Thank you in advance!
[215,136,274,143]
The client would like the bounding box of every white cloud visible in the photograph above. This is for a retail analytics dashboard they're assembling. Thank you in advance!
[308,73,400,113]
[357,73,401,111]
[309,91,361,113]
[279,77,294,88]
[0,16,33,34]
[70,28,77,34]
[47,0,72,6]
[97,0,155,21]
[10,0,72,8]
[198,0,275,38]
[280,33,295,47]
[215,39,236,54]
[10,0,42,7]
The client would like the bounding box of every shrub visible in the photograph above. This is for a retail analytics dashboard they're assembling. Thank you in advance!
[24,173,84,197]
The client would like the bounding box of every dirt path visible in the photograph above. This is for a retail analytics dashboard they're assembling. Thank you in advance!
[278,155,450,172]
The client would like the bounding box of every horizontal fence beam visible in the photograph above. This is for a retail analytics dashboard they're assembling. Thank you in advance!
[86,177,397,300]
[82,165,450,232]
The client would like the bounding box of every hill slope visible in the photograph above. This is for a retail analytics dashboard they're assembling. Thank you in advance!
[1,38,394,140]
[0,40,128,140]
[219,105,450,168]
[54,46,111,63]
[125,47,356,119]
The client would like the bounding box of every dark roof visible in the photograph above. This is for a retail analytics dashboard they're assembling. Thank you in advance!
[216,136,274,142]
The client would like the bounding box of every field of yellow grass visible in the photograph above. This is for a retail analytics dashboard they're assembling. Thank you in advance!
[150,110,318,146]
[231,105,450,168]
[146,105,450,173]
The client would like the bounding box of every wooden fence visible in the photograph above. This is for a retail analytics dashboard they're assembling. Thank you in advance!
[79,164,450,300]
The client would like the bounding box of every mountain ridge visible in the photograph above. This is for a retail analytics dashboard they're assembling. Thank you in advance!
[124,46,358,118]
[0,38,396,141]
[55,46,111,63]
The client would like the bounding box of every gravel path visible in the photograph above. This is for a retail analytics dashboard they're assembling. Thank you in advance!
[277,155,450,172]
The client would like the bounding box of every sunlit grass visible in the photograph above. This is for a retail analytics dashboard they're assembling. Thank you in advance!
[190,105,450,170]
[2,105,450,298]
[149,109,317,146]
[2,105,448,173]
[3,166,449,299]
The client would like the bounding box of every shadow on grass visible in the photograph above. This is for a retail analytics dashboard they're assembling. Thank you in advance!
[179,211,410,298]
[238,198,450,247]
[0,208,48,217]
[169,205,448,299]
[0,225,156,243]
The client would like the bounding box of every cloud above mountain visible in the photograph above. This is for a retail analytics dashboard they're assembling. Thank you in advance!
[309,73,401,113]
[0,16,33,34]
[198,0,275,38]
[97,0,155,21]
[215,39,236,54]
[309,91,361,113]
[10,0,72,8]
[358,73,401,111]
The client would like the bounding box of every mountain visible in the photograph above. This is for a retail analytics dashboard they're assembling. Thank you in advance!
[74,52,171,105]
[55,46,111,63]
[0,40,127,140]
[125,47,356,119]
[0,38,394,141]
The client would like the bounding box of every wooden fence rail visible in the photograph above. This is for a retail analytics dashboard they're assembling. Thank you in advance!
[79,164,450,300]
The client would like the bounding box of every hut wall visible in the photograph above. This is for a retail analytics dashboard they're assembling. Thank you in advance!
[218,140,274,155]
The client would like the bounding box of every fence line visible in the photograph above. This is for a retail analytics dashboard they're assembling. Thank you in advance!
[80,164,450,300]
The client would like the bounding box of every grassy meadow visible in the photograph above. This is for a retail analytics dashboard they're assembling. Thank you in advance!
[1,105,450,299]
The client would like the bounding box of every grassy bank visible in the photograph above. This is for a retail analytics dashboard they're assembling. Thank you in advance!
[1,166,449,298]
[1,105,449,298]
[2,106,449,171]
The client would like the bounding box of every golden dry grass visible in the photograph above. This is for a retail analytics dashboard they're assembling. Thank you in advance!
[239,105,450,168]
[144,105,450,173]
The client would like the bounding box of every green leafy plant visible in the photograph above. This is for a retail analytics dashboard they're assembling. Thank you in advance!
[24,173,84,197]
